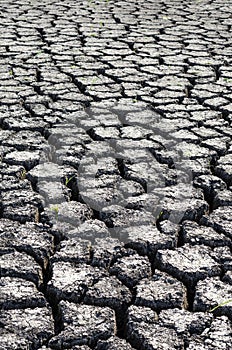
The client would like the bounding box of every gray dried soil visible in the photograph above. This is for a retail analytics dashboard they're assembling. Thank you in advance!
[0,0,231,349]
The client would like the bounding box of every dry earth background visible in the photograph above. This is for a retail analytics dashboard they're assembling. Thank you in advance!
[0,0,232,349]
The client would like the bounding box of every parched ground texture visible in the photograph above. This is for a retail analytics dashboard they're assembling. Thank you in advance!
[0,0,232,349]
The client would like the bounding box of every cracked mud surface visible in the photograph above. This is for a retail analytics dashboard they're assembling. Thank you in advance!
[0,0,232,349]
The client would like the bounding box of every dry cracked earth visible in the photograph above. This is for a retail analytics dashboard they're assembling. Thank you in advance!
[0,0,232,349]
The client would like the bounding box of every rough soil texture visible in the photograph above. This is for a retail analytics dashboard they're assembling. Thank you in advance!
[0,0,232,349]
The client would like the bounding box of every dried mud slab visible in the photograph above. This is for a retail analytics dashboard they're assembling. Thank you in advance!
[2,116,48,133]
[48,302,116,348]
[99,204,155,228]
[96,336,135,349]
[118,222,178,255]
[38,347,91,350]
[126,305,184,350]
[0,177,32,193]
[47,261,107,303]
[200,206,232,239]
[64,219,110,243]
[0,250,43,286]
[1,189,43,223]
[91,237,135,269]
[37,180,72,205]
[215,155,232,186]
[193,175,227,203]
[181,221,232,248]
[84,275,132,316]
[0,277,47,310]
[213,189,232,209]
[155,244,221,286]
[159,308,213,343]
[1,0,232,348]
[0,307,54,348]
[193,276,232,319]
[135,271,188,311]
[2,130,51,152]
[0,219,54,268]
[109,254,152,288]
[44,201,94,228]
[50,238,92,264]
[0,333,31,350]
[186,316,232,350]
[4,150,42,170]
[27,163,78,194]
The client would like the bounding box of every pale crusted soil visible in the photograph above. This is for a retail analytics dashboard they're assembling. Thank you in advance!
[0,0,231,349]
